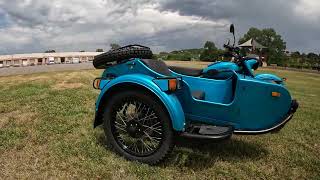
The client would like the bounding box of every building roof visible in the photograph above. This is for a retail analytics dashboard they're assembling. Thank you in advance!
[0,52,103,60]
[239,38,266,49]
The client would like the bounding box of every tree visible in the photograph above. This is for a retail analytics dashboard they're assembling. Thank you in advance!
[239,28,286,65]
[96,49,104,52]
[291,51,300,58]
[204,41,217,51]
[159,52,169,55]
[306,52,319,68]
[200,41,223,62]
[307,52,318,60]
[110,43,121,50]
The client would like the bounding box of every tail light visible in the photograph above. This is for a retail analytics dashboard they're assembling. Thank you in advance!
[153,77,182,92]
[271,92,281,97]
[168,79,178,91]
[93,78,102,89]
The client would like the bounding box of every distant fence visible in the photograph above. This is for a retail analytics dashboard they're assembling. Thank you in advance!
[261,66,320,74]
[165,60,320,74]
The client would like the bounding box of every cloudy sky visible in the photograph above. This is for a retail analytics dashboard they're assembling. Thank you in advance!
[0,0,319,54]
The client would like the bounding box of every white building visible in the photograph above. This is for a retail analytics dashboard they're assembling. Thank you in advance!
[0,52,102,68]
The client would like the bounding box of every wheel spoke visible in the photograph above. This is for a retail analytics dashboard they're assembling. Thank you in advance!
[139,112,156,122]
[140,139,153,152]
[112,99,163,156]
[114,122,127,132]
[116,112,128,126]
[142,122,162,135]
[135,102,142,115]
[145,141,153,152]
[143,132,161,148]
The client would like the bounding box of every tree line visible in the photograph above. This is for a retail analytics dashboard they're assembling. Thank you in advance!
[156,27,320,70]
[69,27,319,70]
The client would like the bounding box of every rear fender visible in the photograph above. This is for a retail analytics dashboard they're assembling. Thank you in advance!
[95,74,185,131]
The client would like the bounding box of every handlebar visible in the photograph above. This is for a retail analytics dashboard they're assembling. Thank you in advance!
[223,44,241,62]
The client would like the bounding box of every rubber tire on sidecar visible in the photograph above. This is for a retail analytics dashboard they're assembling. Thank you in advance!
[93,45,153,69]
[103,90,174,165]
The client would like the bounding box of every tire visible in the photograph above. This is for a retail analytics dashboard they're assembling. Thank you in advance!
[103,90,174,164]
[93,45,153,69]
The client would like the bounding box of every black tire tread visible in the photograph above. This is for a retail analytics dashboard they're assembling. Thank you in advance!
[93,45,153,69]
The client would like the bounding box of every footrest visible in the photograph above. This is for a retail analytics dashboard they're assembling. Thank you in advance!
[180,125,233,140]
[199,125,232,135]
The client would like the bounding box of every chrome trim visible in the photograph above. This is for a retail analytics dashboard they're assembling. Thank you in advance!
[180,132,232,140]
[234,113,293,134]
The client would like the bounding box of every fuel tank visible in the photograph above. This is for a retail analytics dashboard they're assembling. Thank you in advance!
[202,61,240,79]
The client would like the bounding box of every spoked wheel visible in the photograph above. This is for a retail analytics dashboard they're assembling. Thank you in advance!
[103,90,174,164]
[113,100,163,156]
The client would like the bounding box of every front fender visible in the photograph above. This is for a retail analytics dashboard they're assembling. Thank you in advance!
[95,74,186,131]
[255,73,284,84]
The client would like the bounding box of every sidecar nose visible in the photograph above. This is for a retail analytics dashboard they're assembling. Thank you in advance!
[269,99,299,133]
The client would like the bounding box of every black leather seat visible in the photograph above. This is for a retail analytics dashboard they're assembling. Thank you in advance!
[141,59,172,76]
[141,59,206,100]
[168,66,203,77]
[140,59,203,77]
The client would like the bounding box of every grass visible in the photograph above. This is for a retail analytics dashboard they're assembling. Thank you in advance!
[0,67,319,179]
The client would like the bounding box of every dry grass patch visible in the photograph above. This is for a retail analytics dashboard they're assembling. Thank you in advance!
[0,144,50,179]
[0,110,37,128]
[52,82,84,90]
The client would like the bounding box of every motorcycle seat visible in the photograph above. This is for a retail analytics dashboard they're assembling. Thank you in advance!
[140,59,203,77]
[168,66,203,77]
[141,59,172,76]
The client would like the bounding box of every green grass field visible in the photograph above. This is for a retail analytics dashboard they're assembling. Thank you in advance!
[0,68,319,179]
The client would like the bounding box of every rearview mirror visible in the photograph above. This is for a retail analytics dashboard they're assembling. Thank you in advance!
[230,24,235,34]
[230,24,235,46]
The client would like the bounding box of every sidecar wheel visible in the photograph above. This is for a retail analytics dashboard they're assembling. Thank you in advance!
[103,90,174,164]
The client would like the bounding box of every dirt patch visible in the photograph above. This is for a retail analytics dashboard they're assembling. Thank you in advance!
[0,75,51,87]
[0,110,38,128]
[29,76,50,81]
[0,144,51,179]
[52,82,84,90]
[0,116,9,128]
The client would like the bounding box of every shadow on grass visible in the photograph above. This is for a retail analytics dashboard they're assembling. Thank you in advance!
[95,129,268,170]
[165,136,268,170]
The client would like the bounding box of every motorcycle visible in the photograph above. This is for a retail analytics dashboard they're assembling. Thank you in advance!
[202,24,285,84]
[92,32,298,164]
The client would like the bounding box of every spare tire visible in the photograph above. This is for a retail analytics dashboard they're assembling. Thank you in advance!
[93,44,153,69]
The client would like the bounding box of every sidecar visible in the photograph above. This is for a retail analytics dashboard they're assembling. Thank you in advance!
[93,56,298,164]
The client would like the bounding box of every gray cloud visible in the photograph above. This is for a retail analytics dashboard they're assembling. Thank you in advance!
[0,0,319,54]
[159,0,320,53]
